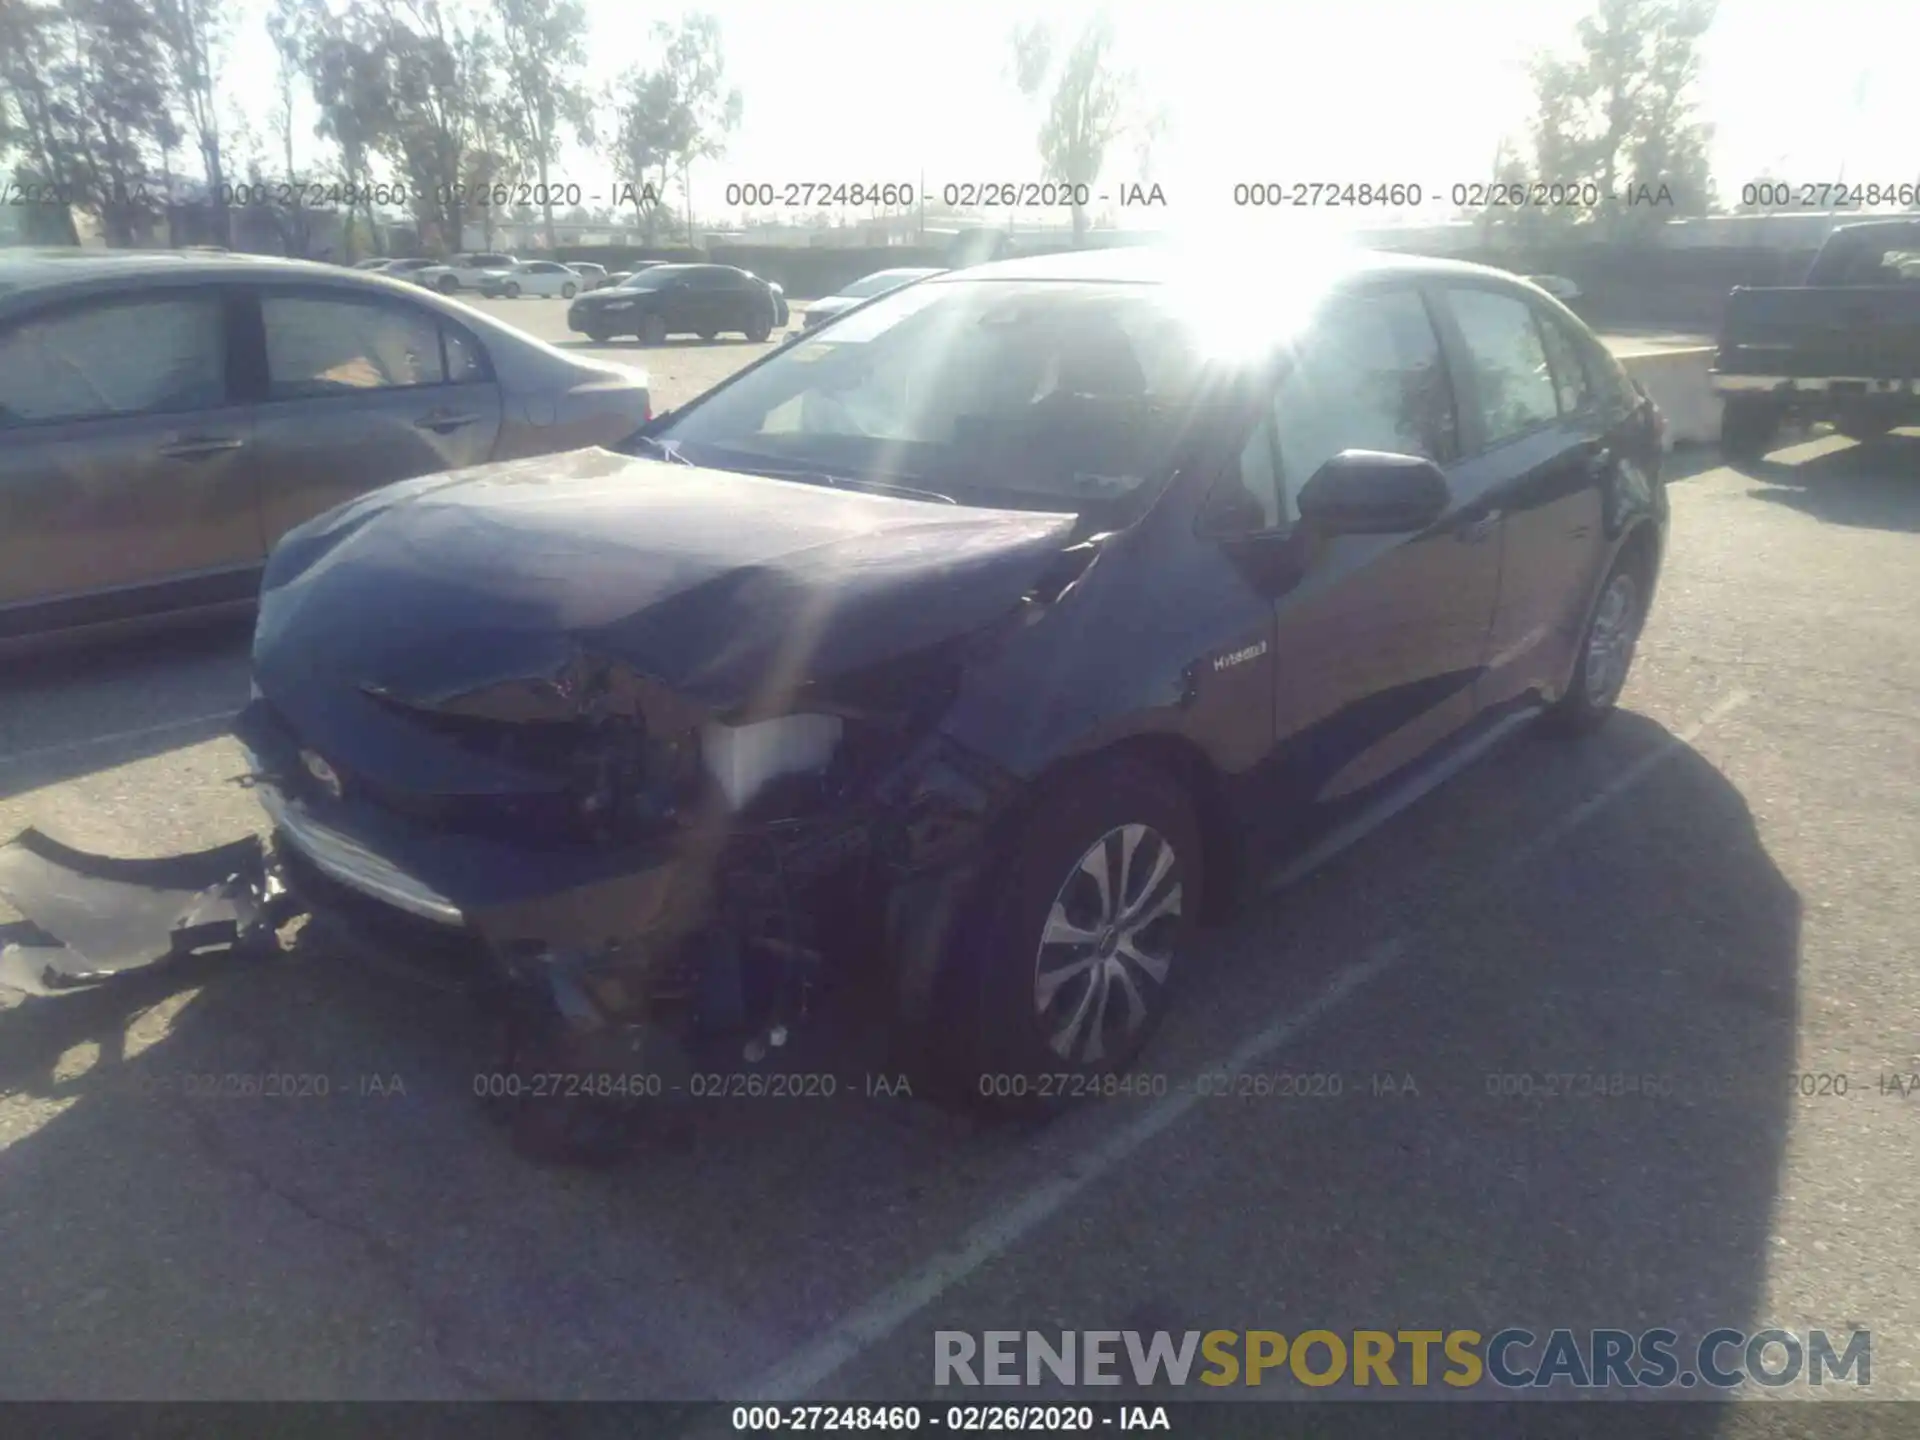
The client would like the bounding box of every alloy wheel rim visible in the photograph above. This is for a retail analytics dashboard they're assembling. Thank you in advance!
[1584,572,1640,709]
[1032,823,1182,1064]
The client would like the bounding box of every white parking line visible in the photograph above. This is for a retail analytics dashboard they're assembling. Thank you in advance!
[0,710,241,768]
[741,689,1753,1401]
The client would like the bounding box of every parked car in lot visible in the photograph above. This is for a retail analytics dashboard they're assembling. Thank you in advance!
[126,243,1664,1163]
[377,257,439,283]
[411,252,518,293]
[601,261,666,289]
[1712,218,1920,460]
[568,262,610,290]
[801,265,946,330]
[566,262,786,343]
[0,249,651,649]
[477,260,584,299]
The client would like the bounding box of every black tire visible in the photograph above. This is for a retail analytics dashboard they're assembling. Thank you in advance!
[746,318,773,343]
[1720,399,1780,463]
[561,282,576,299]
[639,313,667,345]
[697,328,717,341]
[940,758,1201,1112]
[503,281,520,298]
[584,328,609,344]
[437,275,460,294]
[1543,554,1647,736]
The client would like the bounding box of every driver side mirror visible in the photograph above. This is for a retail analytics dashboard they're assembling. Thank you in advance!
[1295,450,1450,536]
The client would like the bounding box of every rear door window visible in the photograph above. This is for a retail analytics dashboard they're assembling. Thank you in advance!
[1443,287,1561,448]
[1534,310,1595,417]
[260,294,485,398]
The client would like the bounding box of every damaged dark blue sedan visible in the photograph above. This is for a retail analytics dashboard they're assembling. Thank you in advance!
[0,247,1668,1162]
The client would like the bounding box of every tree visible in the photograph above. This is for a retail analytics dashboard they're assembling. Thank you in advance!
[1007,14,1143,243]
[154,0,230,245]
[607,16,738,246]
[0,0,179,245]
[609,65,683,244]
[305,5,395,257]
[1514,0,1717,239]
[262,0,320,255]
[372,0,489,254]
[0,0,85,242]
[491,0,590,248]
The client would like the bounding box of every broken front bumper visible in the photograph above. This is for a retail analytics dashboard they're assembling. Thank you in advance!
[0,828,288,995]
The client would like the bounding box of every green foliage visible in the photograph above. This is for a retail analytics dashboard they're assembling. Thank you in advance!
[1486,0,1717,242]
[1004,12,1146,242]
[606,14,739,245]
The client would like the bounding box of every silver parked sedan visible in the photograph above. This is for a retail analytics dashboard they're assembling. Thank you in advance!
[0,250,652,649]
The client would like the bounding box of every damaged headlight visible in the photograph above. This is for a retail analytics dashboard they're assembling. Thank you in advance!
[700,714,843,812]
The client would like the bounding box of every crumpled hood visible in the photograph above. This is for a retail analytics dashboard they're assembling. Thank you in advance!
[255,448,1078,727]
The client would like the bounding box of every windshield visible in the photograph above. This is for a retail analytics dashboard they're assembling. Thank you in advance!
[650,278,1217,514]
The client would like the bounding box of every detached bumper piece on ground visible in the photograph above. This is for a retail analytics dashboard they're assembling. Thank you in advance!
[0,829,292,996]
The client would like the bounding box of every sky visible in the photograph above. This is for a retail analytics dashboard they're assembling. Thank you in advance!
[222,0,1920,232]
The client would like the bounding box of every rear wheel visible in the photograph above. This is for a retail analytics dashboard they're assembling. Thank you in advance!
[697,328,717,341]
[1544,557,1646,735]
[746,318,773,343]
[937,758,1200,1112]
[503,281,520,298]
[639,313,667,345]
[584,328,609,343]
[1720,399,1781,463]
[561,281,577,299]
[437,275,460,294]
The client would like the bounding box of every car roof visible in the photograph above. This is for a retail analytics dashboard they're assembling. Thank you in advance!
[934,244,1514,290]
[0,248,602,325]
[0,247,408,302]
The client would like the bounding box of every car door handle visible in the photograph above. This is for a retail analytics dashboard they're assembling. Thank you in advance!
[415,410,483,433]
[156,435,245,459]
[1456,510,1501,543]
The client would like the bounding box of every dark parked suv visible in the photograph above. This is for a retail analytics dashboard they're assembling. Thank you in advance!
[2,247,1667,1164]
[567,263,787,344]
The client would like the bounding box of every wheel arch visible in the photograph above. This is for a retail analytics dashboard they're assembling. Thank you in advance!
[1014,730,1244,926]
[1554,517,1663,703]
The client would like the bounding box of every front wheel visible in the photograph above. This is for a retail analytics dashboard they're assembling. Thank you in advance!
[503,281,520,298]
[944,759,1200,1112]
[639,313,667,345]
[437,275,460,293]
[1544,559,1646,735]
[746,318,773,343]
[583,328,609,343]
[561,282,576,298]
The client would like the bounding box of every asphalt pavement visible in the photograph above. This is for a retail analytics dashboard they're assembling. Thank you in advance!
[1,306,1916,1411]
